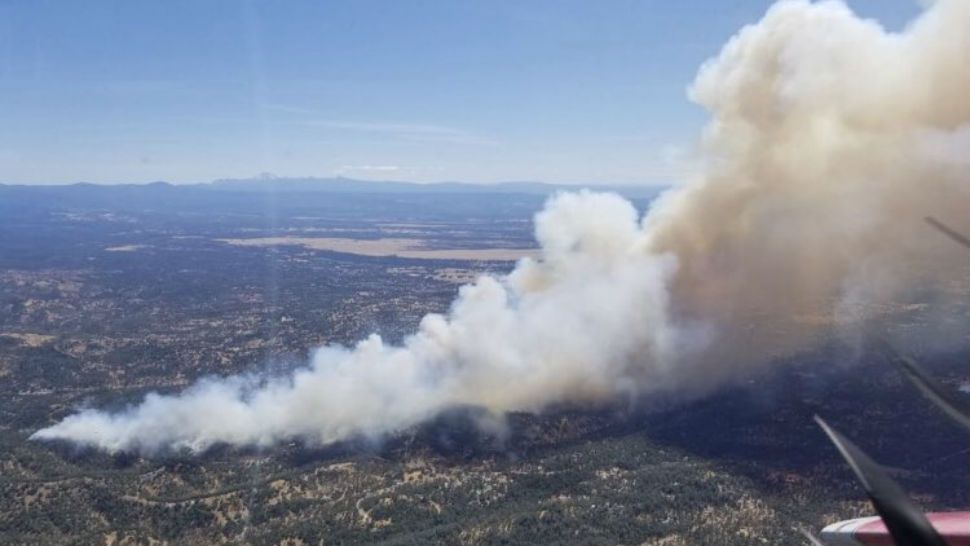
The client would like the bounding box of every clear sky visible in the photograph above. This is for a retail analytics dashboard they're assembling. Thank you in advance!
[0,0,921,185]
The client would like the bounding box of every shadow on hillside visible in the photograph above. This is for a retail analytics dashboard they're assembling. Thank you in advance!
[640,345,970,508]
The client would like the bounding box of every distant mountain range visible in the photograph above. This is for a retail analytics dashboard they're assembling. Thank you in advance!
[0,177,668,218]
[207,177,668,198]
[1,177,668,199]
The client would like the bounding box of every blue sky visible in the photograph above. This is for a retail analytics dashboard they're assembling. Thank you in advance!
[0,0,920,185]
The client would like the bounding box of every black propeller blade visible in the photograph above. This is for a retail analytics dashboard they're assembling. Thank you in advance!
[925,216,970,249]
[815,416,946,546]
[891,349,970,432]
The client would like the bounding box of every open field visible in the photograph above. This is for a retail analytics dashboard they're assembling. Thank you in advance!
[218,237,538,261]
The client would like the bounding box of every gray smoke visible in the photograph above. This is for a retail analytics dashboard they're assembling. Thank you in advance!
[33,0,970,453]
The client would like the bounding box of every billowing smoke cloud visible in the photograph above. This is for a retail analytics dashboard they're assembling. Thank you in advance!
[33,0,970,453]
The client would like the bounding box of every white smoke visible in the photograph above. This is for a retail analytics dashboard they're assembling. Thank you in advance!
[33,0,970,453]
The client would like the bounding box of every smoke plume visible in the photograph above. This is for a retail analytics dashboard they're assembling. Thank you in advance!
[33,0,970,453]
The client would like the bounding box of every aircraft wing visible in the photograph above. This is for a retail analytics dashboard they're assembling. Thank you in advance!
[821,512,970,545]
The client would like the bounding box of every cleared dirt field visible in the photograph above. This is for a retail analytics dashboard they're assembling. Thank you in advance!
[218,237,538,261]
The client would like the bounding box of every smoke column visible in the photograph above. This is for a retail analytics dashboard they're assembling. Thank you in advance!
[33,0,970,453]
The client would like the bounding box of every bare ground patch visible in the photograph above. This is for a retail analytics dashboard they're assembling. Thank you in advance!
[217,237,537,261]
